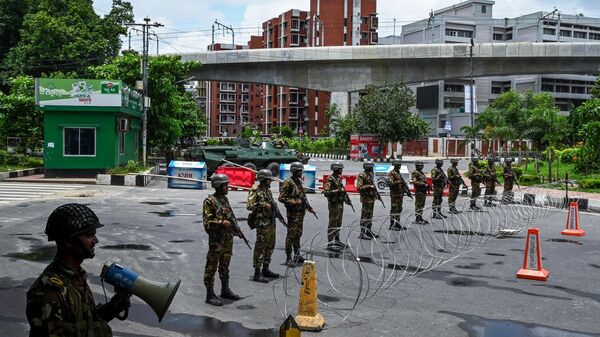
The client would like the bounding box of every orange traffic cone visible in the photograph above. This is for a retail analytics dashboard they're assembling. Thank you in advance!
[516,228,549,281]
[562,201,585,237]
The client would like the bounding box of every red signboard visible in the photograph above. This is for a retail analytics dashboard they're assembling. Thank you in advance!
[349,134,387,159]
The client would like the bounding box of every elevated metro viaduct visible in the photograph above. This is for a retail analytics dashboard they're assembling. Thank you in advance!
[180,42,600,113]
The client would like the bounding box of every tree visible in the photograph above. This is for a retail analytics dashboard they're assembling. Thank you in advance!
[0,0,28,65]
[1,0,132,79]
[475,106,516,155]
[571,96,600,173]
[522,92,566,150]
[89,52,204,152]
[0,76,41,153]
[352,80,430,157]
[269,125,296,138]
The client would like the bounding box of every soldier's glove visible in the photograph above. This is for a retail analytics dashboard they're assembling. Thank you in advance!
[109,291,131,314]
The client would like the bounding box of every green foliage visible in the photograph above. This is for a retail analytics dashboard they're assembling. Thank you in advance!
[241,126,257,138]
[519,174,541,185]
[523,92,567,149]
[105,160,149,175]
[557,147,580,164]
[0,76,42,154]
[0,150,6,164]
[352,80,429,146]
[0,152,42,168]
[578,178,600,189]
[570,96,600,173]
[89,52,204,152]
[0,0,28,64]
[1,0,133,79]
[513,166,523,178]
[269,126,296,138]
[204,138,234,146]
[286,137,348,155]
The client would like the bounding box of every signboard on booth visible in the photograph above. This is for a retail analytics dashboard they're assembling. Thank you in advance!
[349,134,387,160]
[36,78,122,107]
[167,161,206,189]
[279,164,317,193]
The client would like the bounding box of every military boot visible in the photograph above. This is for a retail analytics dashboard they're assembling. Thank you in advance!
[417,216,430,225]
[294,253,305,264]
[253,268,269,283]
[439,211,448,218]
[449,206,461,214]
[285,253,295,267]
[367,229,380,238]
[359,229,372,240]
[470,201,480,211]
[432,209,443,219]
[220,279,240,300]
[205,286,223,306]
[262,264,280,279]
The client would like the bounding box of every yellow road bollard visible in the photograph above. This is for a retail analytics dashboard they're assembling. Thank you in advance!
[280,315,301,337]
[295,260,325,331]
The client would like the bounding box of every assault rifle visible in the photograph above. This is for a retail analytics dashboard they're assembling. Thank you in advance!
[344,192,356,212]
[292,182,318,219]
[266,192,288,227]
[373,186,386,208]
[402,180,414,200]
[226,212,252,249]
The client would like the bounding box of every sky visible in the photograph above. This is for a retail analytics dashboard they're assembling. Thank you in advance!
[92,0,600,54]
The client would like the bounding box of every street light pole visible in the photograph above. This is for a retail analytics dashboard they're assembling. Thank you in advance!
[125,18,163,166]
[469,38,475,157]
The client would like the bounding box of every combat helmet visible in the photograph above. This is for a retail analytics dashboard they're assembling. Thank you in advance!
[211,174,229,188]
[391,159,402,167]
[435,159,443,165]
[363,162,374,170]
[290,162,304,172]
[45,203,103,241]
[450,158,459,164]
[330,162,344,171]
[415,160,424,167]
[256,169,274,182]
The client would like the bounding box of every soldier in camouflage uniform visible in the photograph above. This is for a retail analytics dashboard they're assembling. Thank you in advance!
[279,162,315,267]
[483,158,497,207]
[26,203,130,337]
[323,162,352,251]
[247,169,282,283]
[203,174,241,306]
[502,158,516,204]
[431,159,448,219]
[468,158,483,210]
[357,162,379,239]
[387,160,407,230]
[447,158,467,214]
[411,161,430,224]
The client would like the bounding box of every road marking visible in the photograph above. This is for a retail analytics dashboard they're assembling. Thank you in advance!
[0,183,85,203]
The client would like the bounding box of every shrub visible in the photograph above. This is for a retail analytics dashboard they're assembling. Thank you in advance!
[19,156,43,167]
[5,154,21,166]
[0,150,7,165]
[559,148,580,164]
[519,174,541,185]
[513,166,523,178]
[578,178,600,189]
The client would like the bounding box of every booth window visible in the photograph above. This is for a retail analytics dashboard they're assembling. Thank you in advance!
[64,127,96,156]
[119,130,125,155]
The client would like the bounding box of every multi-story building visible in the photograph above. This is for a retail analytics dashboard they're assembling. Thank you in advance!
[207,1,378,138]
[399,0,600,140]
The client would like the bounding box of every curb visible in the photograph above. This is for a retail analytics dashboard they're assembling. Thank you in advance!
[351,158,395,162]
[305,153,349,160]
[0,167,44,181]
[96,165,160,187]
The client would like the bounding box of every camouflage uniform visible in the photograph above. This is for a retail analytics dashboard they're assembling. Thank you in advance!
[387,168,406,228]
[430,163,448,218]
[279,176,309,258]
[484,162,497,206]
[468,161,483,209]
[357,171,376,234]
[447,160,463,213]
[247,185,276,269]
[323,174,346,243]
[502,161,516,204]
[26,258,116,337]
[203,194,235,287]
[411,165,429,223]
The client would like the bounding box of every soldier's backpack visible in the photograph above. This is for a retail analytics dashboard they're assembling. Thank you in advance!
[247,210,257,230]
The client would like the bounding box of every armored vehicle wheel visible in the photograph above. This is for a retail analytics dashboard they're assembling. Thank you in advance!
[266,162,280,177]
[242,162,257,172]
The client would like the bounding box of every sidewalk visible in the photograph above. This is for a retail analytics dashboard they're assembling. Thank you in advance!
[3,174,96,185]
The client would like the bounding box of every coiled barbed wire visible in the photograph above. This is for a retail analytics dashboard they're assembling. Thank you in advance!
[271,180,585,327]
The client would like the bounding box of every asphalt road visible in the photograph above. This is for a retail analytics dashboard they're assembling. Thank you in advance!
[1,177,599,337]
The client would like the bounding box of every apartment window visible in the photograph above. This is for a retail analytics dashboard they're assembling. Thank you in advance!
[481,5,487,13]
[493,33,504,41]
[241,84,250,92]
[241,94,249,103]
[506,33,513,40]
[240,105,249,114]
[219,82,236,92]
[219,104,236,113]
[220,93,236,102]
[560,30,572,37]
[361,16,368,24]
[361,32,369,40]
[574,31,587,39]
[445,29,473,38]
[444,102,463,109]
[291,19,299,31]
[370,16,378,29]
[589,33,600,40]
[290,91,299,104]
[219,115,236,124]
[444,84,464,92]
[491,86,502,94]
[289,107,299,119]
[241,115,249,124]
[291,34,300,45]
[344,18,348,27]
[572,86,585,94]
[344,33,347,43]
[541,84,554,92]
[555,85,570,93]
[544,21,557,26]
[64,128,95,156]
[543,28,555,35]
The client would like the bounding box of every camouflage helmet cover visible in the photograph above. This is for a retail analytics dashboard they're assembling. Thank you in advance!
[391,160,402,166]
[256,169,274,182]
[290,162,304,172]
[211,174,229,188]
[330,162,344,171]
[415,160,424,166]
[450,158,459,164]
[435,159,443,164]
[363,162,374,170]
[45,203,103,241]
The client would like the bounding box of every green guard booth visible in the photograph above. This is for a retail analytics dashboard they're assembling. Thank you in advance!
[36,78,142,177]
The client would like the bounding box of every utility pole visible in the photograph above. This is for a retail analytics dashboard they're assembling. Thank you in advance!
[212,20,235,48]
[393,18,396,44]
[125,17,163,166]
[469,38,475,156]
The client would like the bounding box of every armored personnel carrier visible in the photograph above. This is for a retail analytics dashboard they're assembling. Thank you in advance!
[184,138,309,176]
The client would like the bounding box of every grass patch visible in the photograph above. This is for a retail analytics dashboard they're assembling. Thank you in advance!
[516,160,600,193]
[0,164,36,172]
[105,160,154,175]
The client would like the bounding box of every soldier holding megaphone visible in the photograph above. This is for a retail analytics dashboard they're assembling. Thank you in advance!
[26,203,131,337]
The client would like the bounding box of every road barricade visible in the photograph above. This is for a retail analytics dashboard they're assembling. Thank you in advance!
[215,166,256,190]
[320,174,358,194]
